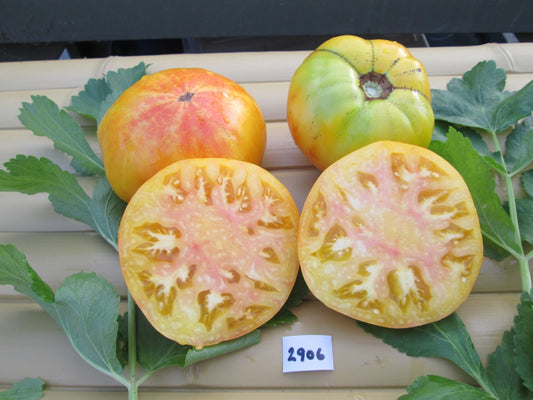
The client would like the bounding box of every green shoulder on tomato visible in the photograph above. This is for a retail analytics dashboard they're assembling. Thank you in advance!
[287,35,434,170]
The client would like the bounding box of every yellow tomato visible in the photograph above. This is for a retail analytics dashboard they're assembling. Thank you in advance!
[287,35,435,170]
[298,141,483,328]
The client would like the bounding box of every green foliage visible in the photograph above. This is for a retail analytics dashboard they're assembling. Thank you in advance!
[68,62,149,123]
[0,155,125,250]
[399,375,495,400]
[361,60,533,400]
[18,95,104,176]
[0,377,45,400]
[0,62,306,398]
[0,244,126,384]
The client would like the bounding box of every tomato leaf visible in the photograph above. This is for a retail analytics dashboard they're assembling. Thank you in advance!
[0,244,54,305]
[429,128,522,257]
[522,170,533,198]
[18,95,104,176]
[487,329,533,400]
[52,272,124,379]
[69,62,148,123]
[0,377,45,400]
[88,177,127,249]
[130,308,189,371]
[399,375,495,400]
[0,245,125,382]
[504,116,533,176]
[0,156,124,249]
[68,75,111,120]
[515,198,533,246]
[513,290,533,392]
[358,313,493,390]
[182,330,261,367]
[431,60,533,134]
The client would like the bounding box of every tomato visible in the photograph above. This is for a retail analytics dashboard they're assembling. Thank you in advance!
[287,35,434,171]
[298,141,483,328]
[118,158,300,348]
[98,68,266,202]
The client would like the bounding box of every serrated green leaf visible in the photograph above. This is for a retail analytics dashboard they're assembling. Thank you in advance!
[0,155,92,221]
[68,62,148,123]
[68,77,111,120]
[0,156,124,249]
[429,128,522,257]
[504,116,533,176]
[492,80,533,134]
[514,290,533,392]
[358,313,493,390]
[431,60,507,132]
[488,329,533,400]
[431,60,533,135]
[0,244,55,305]
[18,95,104,176]
[52,272,124,380]
[0,245,124,384]
[0,377,45,400]
[88,177,127,249]
[399,375,495,400]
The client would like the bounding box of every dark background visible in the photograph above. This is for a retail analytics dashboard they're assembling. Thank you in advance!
[1,0,532,62]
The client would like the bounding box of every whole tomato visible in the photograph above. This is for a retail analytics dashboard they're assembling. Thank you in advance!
[98,68,266,202]
[287,35,434,170]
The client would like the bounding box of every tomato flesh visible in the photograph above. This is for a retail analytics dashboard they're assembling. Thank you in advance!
[298,141,483,328]
[118,158,300,348]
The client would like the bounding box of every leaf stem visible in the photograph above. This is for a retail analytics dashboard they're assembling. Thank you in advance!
[489,130,532,293]
[128,291,138,400]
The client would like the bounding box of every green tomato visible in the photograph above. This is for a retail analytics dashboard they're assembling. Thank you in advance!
[287,35,435,170]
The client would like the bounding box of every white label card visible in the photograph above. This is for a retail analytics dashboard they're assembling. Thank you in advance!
[282,335,334,373]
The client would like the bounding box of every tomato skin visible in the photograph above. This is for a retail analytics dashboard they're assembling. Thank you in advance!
[118,158,299,348]
[98,68,266,202]
[298,141,483,328]
[287,35,434,170]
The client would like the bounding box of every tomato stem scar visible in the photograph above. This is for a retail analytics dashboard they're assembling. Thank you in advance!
[359,72,393,101]
[178,91,195,102]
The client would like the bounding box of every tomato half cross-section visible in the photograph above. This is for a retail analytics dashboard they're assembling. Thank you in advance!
[118,158,300,348]
[287,35,434,171]
[98,68,266,202]
[298,141,483,328]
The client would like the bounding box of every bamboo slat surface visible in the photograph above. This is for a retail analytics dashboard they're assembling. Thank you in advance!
[1,42,532,399]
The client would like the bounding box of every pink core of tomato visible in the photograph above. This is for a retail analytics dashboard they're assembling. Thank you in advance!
[330,159,453,282]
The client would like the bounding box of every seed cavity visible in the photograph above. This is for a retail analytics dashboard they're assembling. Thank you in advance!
[314,224,353,262]
[133,222,181,261]
[387,265,431,313]
[198,290,235,331]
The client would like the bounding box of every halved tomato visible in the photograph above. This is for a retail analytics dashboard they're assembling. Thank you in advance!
[118,158,300,348]
[298,141,483,328]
